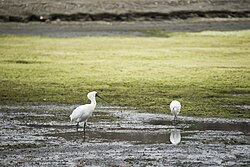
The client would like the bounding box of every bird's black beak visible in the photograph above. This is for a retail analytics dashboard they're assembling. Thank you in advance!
[96,93,102,99]
[96,93,108,103]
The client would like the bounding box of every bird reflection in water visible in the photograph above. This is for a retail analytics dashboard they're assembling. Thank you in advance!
[170,128,181,145]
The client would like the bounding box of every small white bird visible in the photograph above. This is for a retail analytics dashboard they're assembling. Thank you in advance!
[70,91,101,132]
[170,100,181,121]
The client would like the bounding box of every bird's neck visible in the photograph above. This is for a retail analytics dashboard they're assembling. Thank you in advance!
[90,97,96,109]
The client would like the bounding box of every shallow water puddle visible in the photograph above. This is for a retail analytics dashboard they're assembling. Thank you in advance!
[1,104,250,166]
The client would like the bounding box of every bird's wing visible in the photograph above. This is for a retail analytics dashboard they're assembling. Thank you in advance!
[170,101,175,110]
[170,101,181,110]
[70,105,90,122]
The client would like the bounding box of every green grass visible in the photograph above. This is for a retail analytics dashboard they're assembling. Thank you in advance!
[0,30,250,118]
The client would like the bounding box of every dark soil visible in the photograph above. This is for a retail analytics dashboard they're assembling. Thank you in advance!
[0,0,249,36]
[1,104,250,166]
[0,0,249,22]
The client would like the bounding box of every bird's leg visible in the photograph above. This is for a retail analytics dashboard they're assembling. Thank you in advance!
[83,122,86,142]
[76,122,79,132]
[174,115,177,122]
[83,122,87,135]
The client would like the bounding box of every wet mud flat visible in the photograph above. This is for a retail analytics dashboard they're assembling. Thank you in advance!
[1,18,250,37]
[0,104,250,166]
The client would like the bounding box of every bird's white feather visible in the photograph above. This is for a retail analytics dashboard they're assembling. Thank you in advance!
[70,104,93,123]
[170,100,181,116]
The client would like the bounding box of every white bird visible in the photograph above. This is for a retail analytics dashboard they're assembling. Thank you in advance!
[70,91,101,132]
[170,100,181,121]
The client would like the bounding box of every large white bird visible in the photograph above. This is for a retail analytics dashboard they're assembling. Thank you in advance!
[70,91,101,132]
[170,100,181,121]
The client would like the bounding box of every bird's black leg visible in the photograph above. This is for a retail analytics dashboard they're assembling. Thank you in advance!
[83,122,87,134]
[174,115,177,122]
[76,122,79,132]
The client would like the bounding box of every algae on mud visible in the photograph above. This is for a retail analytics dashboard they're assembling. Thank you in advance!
[0,30,250,118]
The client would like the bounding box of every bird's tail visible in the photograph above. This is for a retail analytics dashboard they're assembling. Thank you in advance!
[70,114,73,122]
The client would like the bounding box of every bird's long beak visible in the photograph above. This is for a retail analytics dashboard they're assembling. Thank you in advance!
[96,94,108,103]
[96,94,103,99]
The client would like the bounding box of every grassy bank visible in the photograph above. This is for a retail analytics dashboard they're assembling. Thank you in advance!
[0,30,250,118]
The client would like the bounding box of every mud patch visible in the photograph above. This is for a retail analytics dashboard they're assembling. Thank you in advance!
[1,18,250,37]
[235,105,250,110]
[1,11,250,23]
[0,104,250,166]
[1,0,250,23]
[222,105,250,110]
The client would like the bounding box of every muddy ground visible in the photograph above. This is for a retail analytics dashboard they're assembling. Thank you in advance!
[0,0,249,36]
[0,0,250,22]
[0,104,250,166]
[0,18,250,37]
